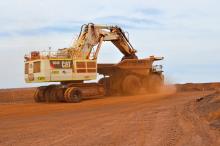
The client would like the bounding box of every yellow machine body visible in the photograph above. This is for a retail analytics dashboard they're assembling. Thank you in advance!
[25,53,97,83]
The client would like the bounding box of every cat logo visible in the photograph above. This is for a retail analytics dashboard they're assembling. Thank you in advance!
[62,61,71,68]
[50,60,72,69]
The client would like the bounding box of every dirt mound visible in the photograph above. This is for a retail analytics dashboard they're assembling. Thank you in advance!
[196,91,220,130]
[0,88,36,103]
[176,82,220,92]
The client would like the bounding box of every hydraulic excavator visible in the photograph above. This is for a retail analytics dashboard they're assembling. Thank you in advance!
[24,23,164,102]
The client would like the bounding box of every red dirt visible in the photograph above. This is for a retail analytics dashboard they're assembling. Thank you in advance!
[0,88,35,103]
[0,83,220,146]
[176,82,220,92]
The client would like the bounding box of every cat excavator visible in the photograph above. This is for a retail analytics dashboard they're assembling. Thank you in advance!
[24,23,164,103]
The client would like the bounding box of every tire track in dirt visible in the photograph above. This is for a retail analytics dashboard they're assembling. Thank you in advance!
[0,91,219,146]
[177,99,220,146]
[48,100,160,146]
[55,94,187,146]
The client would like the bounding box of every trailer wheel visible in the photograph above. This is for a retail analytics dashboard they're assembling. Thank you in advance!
[70,88,82,103]
[44,86,57,102]
[55,88,65,102]
[34,87,46,102]
[64,88,69,102]
[122,75,141,95]
[44,88,52,102]
[50,86,63,102]
[64,87,82,103]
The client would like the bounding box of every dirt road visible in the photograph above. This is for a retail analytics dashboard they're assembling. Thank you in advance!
[0,91,220,146]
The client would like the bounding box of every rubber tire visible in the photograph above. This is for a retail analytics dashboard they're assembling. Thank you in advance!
[34,89,40,102]
[68,88,82,103]
[44,88,51,103]
[34,87,46,102]
[49,87,59,102]
[55,88,65,102]
[64,88,72,102]
[44,86,57,102]
[122,75,141,95]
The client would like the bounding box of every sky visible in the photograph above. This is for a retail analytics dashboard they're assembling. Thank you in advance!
[0,0,220,88]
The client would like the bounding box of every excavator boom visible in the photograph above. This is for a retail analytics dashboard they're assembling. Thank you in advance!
[68,23,137,60]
